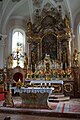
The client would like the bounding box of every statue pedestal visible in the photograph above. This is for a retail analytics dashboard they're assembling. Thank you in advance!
[3,91,14,107]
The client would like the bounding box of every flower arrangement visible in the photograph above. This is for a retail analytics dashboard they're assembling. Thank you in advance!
[27,68,33,79]
[21,82,24,87]
[46,68,72,79]
[0,80,4,85]
[60,70,66,78]
[65,68,72,78]
[16,79,22,88]
[26,62,72,80]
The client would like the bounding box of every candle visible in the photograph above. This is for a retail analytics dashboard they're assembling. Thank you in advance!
[35,64,36,69]
[31,64,32,70]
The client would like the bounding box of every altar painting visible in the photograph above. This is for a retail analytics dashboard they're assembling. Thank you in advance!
[42,34,57,60]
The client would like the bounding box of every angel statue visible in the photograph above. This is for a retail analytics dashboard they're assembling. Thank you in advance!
[73,49,78,66]
[7,54,13,68]
[24,52,28,69]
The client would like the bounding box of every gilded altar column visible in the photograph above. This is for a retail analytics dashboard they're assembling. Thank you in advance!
[57,37,62,63]
[40,41,42,60]
[2,36,8,67]
[67,39,70,67]
[57,39,59,60]
[37,42,40,62]
[59,41,62,62]
[28,42,31,67]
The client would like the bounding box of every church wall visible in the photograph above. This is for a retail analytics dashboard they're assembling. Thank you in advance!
[0,17,28,68]
[73,12,80,66]
[0,40,3,68]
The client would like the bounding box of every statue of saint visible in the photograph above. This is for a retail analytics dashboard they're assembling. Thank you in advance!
[24,52,28,69]
[27,19,32,36]
[73,49,78,66]
[64,15,70,28]
[8,54,13,68]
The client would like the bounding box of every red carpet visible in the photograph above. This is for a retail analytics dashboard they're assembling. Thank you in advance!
[48,99,80,113]
[0,94,4,101]
[69,104,80,112]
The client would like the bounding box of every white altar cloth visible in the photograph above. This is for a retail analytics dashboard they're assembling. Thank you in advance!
[11,87,54,94]
[30,80,63,84]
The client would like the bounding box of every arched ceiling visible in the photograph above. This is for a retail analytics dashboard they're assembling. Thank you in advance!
[69,0,80,17]
[0,0,80,33]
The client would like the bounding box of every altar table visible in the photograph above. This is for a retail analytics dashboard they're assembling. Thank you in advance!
[11,87,54,108]
[11,80,63,108]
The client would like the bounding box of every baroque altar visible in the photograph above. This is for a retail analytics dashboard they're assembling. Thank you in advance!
[25,3,74,97]
[26,3,71,72]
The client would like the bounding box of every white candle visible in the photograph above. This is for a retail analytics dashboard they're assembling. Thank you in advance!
[31,64,32,70]
[35,64,36,69]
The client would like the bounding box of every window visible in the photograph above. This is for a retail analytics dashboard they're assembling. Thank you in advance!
[79,24,80,34]
[12,29,25,68]
[77,24,80,65]
[78,24,80,52]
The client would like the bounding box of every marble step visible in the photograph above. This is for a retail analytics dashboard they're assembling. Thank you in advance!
[48,96,70,102]
[48,94,65,99]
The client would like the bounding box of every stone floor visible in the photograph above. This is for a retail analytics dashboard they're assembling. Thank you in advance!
[0,96,80,120]
[0,113,80,120]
